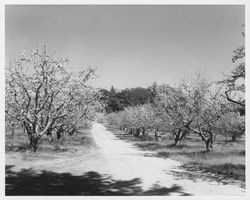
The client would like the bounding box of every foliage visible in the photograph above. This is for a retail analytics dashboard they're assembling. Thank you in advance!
[101,87,152,113]
[5,45,103,152]
[219,29,245,108]
[106,73,245,151]
[217,112,245,142]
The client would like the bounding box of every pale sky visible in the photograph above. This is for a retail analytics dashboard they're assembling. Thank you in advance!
[5,5,245,89]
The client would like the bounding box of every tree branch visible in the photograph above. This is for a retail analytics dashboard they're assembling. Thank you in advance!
[225,90,245,107]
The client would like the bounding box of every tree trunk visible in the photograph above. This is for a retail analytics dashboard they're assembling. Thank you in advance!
[173,128,189,146]
[210,135,214,149]
[27,133,39,152]
[205,140,210,152]
[154,132,159,141]
[232,134,237,142]
[134,129,140,137]
[30,137,38,152]
[173,129,181,146]
[205,138,213,152]
[174,137,179,146]
[10,126,15,140]
[26,128,40,152]
[141,127,146,139]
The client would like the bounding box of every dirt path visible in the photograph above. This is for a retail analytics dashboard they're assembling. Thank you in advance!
[91,122,245,195]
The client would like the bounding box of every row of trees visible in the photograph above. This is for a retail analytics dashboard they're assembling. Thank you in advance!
[5,46,104,152]
[107,77,245,151]
[107,33,245,152]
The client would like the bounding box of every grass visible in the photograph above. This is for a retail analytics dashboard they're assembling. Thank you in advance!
[107,125,245,188]
[5,125,96,162]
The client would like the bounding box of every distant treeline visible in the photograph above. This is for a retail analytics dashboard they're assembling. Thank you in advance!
[100,86,152,113]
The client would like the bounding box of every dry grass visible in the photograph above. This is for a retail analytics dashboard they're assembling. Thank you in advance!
[5,126,96,163]
[108,125,245,186]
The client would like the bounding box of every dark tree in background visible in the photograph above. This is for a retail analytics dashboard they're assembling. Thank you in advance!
[101,87,152,113]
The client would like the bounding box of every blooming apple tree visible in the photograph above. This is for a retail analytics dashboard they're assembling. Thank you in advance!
[5,46,103,152]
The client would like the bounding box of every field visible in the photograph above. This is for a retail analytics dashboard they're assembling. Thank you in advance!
[5,126,110,195]
[6,126,95,154]
[5,122,245,195]
[106,125,245,188]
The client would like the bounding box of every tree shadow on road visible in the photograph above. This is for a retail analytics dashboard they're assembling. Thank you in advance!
[6,165,190,196]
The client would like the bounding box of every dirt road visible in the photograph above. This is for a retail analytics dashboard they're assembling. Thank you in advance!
[91,122,245,195]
